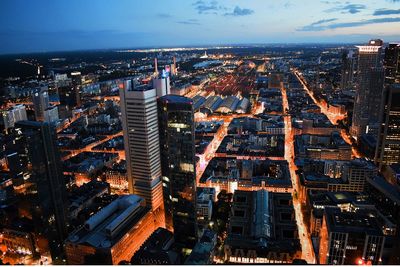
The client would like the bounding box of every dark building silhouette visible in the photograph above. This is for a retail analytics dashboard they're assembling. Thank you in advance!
[375,84,400,167]
[131,227,180,264]
[319,207,385,265]
[351,39,384,139]
[375,43,400,168]
[383,43,400,84]
[13,121,68,260]
[340,50,355,91]
[32,86,50,121]
[158,95,198,252]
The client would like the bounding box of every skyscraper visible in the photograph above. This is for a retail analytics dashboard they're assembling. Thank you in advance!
[375,43,400,169]
[13,121,68,260]
[375,84,400,168]
[158,95,198,250]
[340,50,355,91]
[1,104,27,131]
[384,43,400,84]
[351,39,384,140]
[32,86,50,121]
[119,80,164,211]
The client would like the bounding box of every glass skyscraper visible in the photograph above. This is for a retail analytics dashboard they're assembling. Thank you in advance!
[13,121,68,260]
[158,95,198,252]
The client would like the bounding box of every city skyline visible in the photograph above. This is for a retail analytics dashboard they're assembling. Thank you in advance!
[1,0,400,265]
[1,0,400,54]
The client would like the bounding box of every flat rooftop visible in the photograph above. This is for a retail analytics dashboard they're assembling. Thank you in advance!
[67,195,149,249]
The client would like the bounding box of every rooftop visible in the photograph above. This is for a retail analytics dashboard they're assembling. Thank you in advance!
[159,94,193,105]
[67,195,149,248]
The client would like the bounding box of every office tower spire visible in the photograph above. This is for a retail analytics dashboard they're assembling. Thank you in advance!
[154,58,158,75]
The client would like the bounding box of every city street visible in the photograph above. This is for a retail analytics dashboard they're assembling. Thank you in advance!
[293,69,362,158]
[281,82,316,264]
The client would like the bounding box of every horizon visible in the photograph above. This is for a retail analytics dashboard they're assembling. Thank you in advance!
[0,40,398,57]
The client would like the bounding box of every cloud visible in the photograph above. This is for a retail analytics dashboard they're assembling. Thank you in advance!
[192,0,219,14]
[310,18,338,25]
[325,3,366,14]
[298,18,337,31]
[298,17,400,31]
[176,19,201,25]
[192,1,254,17]
[224,6,254,16]
[157,13,172,18]
[320,1,341,4]
[373,9,400,16]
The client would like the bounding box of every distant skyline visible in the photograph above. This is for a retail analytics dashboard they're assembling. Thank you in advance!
[1,0,400,54]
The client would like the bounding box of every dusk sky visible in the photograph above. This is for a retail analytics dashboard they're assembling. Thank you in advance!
[1,0,400,54]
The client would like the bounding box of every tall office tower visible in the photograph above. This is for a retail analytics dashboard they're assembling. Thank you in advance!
[70,71,82,107]
[32,86,50,121]
[44,106,59,124]
[374,44,400,169]
[340,50,355,91]
[314,56,321,93]
[351,39,384,140]
[119,80,164,211]
[384,43,400,84]
[375,84,400,167]
[13,121,68,260]
[158,95,198,250]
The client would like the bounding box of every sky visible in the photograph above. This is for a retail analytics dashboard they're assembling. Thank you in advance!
[1,0,400,54]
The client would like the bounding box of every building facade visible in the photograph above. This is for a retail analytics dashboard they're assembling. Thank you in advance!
[351,39,384,140]
[319,207,385,265]
[13,121,69,260]
[158,95,198,250]
[375,84,400,167]
[119,80,164,211]
[32,86,50,121]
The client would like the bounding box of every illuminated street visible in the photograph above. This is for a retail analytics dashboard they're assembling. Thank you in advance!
[60,130,124,161]
[293,69,346,125]
[293,69,362,158]
[281,82,316,264]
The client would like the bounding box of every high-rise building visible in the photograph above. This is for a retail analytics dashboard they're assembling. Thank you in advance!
[44,106,59,124]
[119,80,164,211]
[383,43,400,84]
[153,71,171,97]
[158,95,198,250]
[1,104,27,131]
[319,207,385,265]
[351,39,384,140]
[13,121,68,260]
[32,86,50,121]
[70,71,82,107]
[340,50,355,91]
[375,84,400,167]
